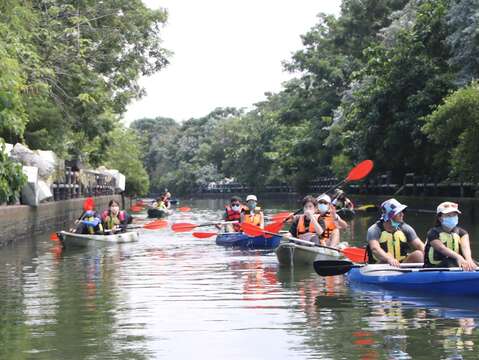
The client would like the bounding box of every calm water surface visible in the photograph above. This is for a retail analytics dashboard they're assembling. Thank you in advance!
[1,197,479,359]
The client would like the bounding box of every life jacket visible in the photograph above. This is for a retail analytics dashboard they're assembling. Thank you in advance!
[164,199,170,208]
[225,205,244,232]
[368,221,409,264]
[297,215,322,237]
[102,210,127,230]
[243,207,262,227]
[427,228,461,265]
[81,212,103,234]
[319,213,337,240]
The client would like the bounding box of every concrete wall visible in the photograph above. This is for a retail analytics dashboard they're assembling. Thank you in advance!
[0,195,127,246]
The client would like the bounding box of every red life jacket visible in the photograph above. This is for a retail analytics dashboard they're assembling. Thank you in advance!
[225,205,243,232]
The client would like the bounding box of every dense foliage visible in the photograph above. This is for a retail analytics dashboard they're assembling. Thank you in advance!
[0,0,168,196]
[134,0,479,195]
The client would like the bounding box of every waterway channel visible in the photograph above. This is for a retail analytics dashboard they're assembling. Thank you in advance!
[1,197,478,359]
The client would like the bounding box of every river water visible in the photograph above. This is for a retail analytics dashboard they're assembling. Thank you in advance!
[1,197,479,359]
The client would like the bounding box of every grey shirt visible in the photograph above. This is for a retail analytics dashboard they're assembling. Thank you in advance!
[367,221,418,243]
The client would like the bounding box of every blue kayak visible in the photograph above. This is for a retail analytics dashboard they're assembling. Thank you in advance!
[347,266,479,297]
[215,232,281,250]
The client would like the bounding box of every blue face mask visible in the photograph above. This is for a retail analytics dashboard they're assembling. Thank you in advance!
[390,220,401,229]
[248,202,257,210]
[318,204,329,214]
[442,216,458,229]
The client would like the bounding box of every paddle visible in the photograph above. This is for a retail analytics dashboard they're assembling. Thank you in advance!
[241,223,366,262]
[172,221,237,233]
[192,232,218,238]
[270,212,294,223]
[313,259,479,276]
[178,207,191,212]
[355,204,377,212]
[130,205,143,213]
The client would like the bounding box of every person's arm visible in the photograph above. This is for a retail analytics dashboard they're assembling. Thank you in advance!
[308,213,324,236]
[458,233,477,270]
[403,224,424,252]
[330,206,347,229]
[286,217,299,238]
[369,239,400,266]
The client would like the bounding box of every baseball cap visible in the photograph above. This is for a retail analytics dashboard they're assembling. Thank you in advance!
[246,195,257,202]
[317,194,331,203]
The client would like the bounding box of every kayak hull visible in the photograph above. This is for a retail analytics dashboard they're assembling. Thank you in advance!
[347,267,479,297]
[215,232,281,250]
[58,230,139,248]
[147,208,170,218]
[276,241,341,267]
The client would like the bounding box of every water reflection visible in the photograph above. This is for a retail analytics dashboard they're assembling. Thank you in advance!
[0,198,478,359]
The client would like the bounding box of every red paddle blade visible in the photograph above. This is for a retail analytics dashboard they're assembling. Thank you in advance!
[265,222,283,234]
[83,197,95,211]
[342,247,366,262]
[171,222,197,232]
[135,200,144,207]
[130,205,143,212]
[144,220,168,230]
[241,223,265,237]
[178,207,191,212]
[193,232,217,238]
[271,212,293,222]
[50,233,59,241]
[346,160,374,182]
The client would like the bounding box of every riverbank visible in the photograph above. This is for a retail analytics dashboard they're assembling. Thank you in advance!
[0,195,126,246]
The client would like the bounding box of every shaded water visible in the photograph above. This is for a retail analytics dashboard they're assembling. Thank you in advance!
[1,197,479,359]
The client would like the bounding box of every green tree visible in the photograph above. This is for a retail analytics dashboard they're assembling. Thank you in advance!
[0,141,27,204]
[103,127,149,196]
[422,81,479,181]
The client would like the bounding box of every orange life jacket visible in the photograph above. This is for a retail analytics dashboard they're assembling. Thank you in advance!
[243,207,262,227]
[320,213,337,240]
[297,215,321,237]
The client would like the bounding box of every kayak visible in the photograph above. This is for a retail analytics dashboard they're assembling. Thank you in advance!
[58,230,139,248]
[276,239,342,267]
[216,232,281,250]
[336,208,355,221]
[147,208,170,218]
[346,264,479,297]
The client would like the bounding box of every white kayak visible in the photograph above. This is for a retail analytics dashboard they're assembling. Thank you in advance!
[275,237,344,267]
[57,230,139,248]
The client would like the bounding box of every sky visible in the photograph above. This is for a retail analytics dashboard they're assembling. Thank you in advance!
[124,0,341,124]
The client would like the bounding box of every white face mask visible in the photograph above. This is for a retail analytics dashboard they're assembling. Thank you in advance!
[318,204,329,214]
[110,205,120,214]
[231,205,241,212]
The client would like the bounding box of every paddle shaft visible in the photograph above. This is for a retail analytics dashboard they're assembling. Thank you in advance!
[270,230,345,254]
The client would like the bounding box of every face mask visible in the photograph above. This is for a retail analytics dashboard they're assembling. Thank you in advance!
[318,204,329,214]
[442,216,458,229]
[391,220,401,229]
[248,202,257,209]
[111,206,119,213]
[231,205,241,212]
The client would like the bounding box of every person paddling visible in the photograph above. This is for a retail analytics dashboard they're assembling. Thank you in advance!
[101,200,132,234]
[220,196,245,232]
[332,189,354,210]
[366,198,424,266]
[316,194,347,247]
[286,195,325,244]
[241,195,264,229]
[424,202,477,271]
[74,200,103,235]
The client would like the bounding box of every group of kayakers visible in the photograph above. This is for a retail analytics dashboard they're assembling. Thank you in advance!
[367,198,476,270]
[74,199,132,235]
[221,192,475,270]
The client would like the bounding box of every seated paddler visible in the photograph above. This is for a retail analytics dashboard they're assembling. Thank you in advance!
[241,194,264,229]
[286,195,325,244]
[366,198,424,266]
[424,202,477,271]
[317,194,347,247]
[220,195,245,232]
[101,200,132,234]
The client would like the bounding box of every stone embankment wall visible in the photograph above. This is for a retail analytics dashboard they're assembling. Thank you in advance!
[0,195,126,246]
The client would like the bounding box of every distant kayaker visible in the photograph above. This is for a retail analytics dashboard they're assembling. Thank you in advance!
[163,192,172,209]
[332,189,354,210]
[367,198,424,266]
[286,195,325,244]
[316,194,347,247]
[424,202,477,271]
[153,195,168,210]
[221,195,244,232]
[101,200,132,234]
[71,197,103,234]
[241,195,264,229]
